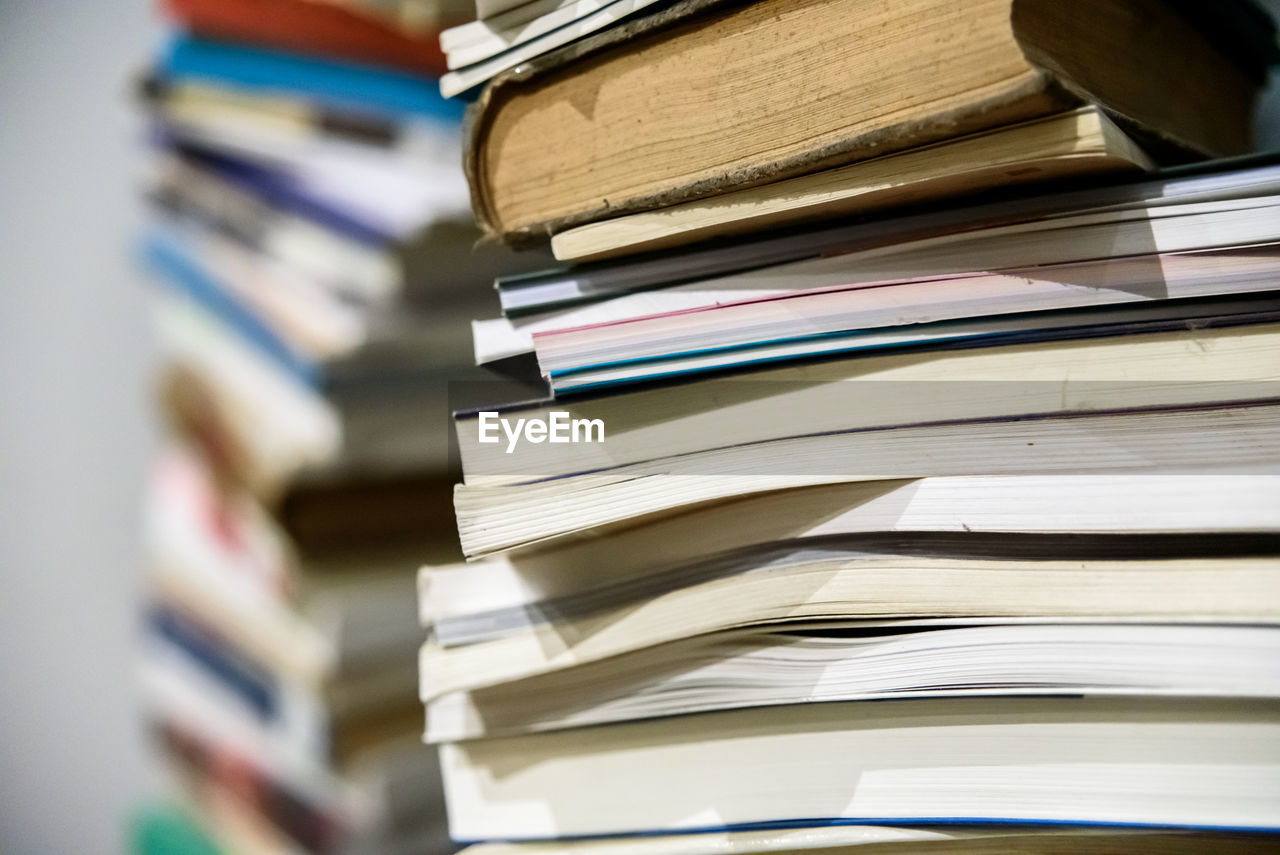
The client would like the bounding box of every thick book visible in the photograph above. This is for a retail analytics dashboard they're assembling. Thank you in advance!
[463,0,1264,244]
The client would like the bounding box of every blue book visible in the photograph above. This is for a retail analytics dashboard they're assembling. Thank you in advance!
[159,35,465,124]
[144,226,323,391]
[147,605,278,722]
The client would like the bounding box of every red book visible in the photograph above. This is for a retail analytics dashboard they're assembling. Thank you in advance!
[162,0,448,77]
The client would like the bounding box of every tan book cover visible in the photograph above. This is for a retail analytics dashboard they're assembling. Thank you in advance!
[463,0,1259,246]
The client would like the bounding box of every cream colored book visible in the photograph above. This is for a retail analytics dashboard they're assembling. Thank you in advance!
[419,549,1280,700]
[455,324,1280,492]
[550,107,1151,262]
[440,696,1280,840]
[425,624,1280,741]
[455,401,1280,557]
[424,476,1280,642]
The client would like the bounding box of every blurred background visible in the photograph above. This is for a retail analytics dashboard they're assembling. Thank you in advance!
[1,3,159,853]
[3,1,1280,854]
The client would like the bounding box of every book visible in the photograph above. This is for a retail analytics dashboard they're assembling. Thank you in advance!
[146,604,423,768]
[149,139,468,249]
[455,323,1280,489]
[146,701,443,855]
[424,623,1280,741]
[454,403,1280,556]
[144,223,481,382]
[478,158,1280,363]
[422,827,1280,855]
[146,147,536,307]
[162,0,453,76]
[148,150,407,303]
[440,696,1280,839]
[530,253,1280,390]
[160,36,462,124]
[420,545,1280,698]
[443,0,639,69]
[146,446,430,684]
[441,0,673,94]
[132,804,223,855]
[537,298,1280,393]
[425,526,1280,646]
[150,292,459,496]
[425,483,1280,641]
[524,194,1280,351]
[547,107,1152,262]
[461,0,1264,243]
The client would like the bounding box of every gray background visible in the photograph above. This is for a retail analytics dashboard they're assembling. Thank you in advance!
[1,1,1279,853]
[1,2,158,853]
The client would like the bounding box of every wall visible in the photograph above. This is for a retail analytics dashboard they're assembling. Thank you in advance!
[0,2,159,853]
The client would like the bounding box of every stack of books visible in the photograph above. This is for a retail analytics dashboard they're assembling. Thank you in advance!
[420,1,1280,853]
[131,0,534,853]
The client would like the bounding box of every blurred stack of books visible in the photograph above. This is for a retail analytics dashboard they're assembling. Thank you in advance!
[131,0,534,853]
[418,1,1280,853]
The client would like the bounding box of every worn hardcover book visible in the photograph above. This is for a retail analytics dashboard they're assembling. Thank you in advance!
[463,0,1266,244]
